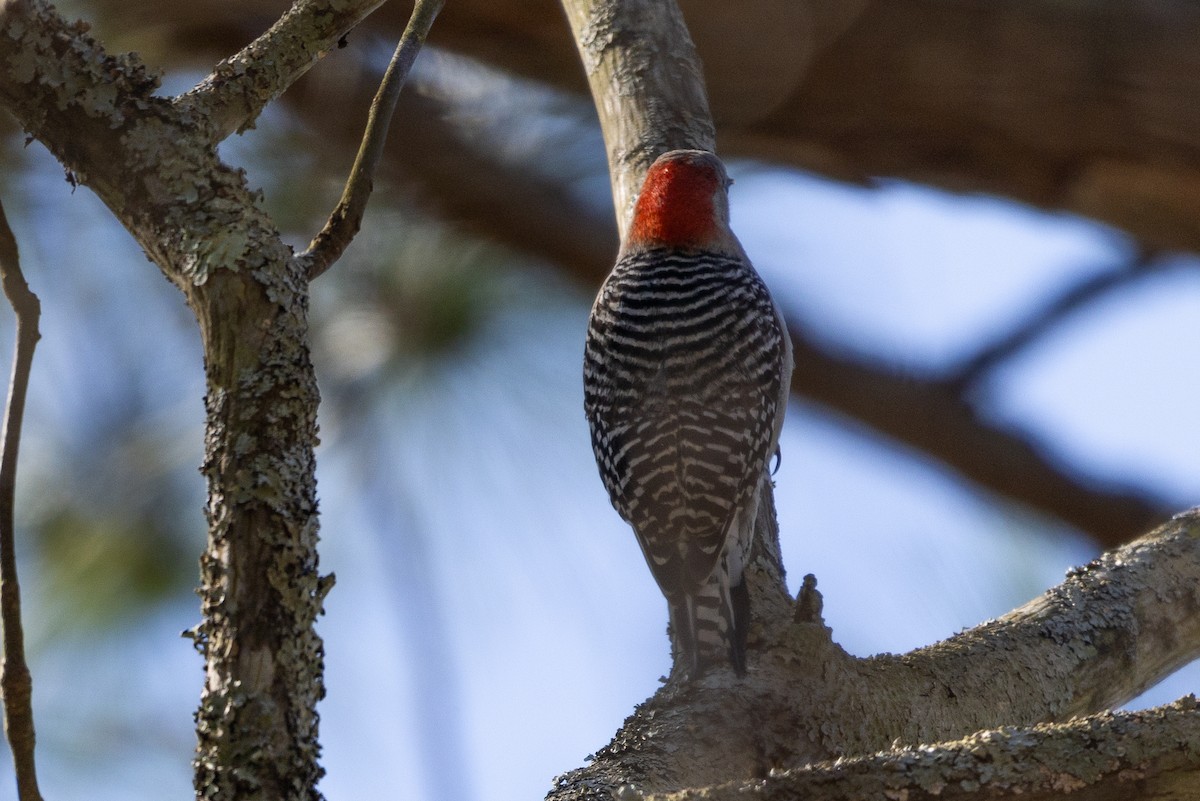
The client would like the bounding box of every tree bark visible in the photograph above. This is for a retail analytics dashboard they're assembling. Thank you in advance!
[548,511,1200,800]
[0,1,382,796]
[656,698,1200,801]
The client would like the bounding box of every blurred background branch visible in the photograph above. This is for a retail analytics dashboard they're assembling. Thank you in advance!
[93,0,1200,250]
[948,251,1170,389]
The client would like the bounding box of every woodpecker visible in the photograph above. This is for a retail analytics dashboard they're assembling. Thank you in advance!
[583,149,792,676]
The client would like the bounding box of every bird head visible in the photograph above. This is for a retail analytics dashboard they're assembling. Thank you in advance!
[624,150,737,255]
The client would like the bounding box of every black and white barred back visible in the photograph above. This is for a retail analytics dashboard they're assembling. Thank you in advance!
[583,245,789,675]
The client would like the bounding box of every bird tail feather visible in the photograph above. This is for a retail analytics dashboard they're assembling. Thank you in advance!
[669,572,747,676]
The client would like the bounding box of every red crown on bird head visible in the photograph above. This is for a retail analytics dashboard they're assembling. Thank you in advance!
[625,150,736,253]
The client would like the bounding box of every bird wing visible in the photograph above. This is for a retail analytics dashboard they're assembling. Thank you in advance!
[588,362,781,593]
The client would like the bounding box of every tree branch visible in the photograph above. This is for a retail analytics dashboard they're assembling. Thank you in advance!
[0,198,43,801]
[176,0,391,141]
[329,84,619,280]
[560,0,715,235]
[785,316,1173,547]
[551,0,1200,794]
[297,0,443,280]
[549,511,1200,799]
[949,252,1166,389]
[656,698,1200,801]
[2,4,329,796]
[893,511,1200,727]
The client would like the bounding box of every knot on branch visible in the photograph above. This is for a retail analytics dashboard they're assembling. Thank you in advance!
[793,573,824,625]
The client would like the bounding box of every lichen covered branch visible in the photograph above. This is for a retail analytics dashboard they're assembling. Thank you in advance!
[656,698,1200,801]
[876,511,1200,737]
[177,0,391,140]
[1,2,333,797]
[549,513,1200,799]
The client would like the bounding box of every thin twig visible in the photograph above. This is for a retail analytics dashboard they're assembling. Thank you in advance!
[298,0,444,280]
[950,251,1162,389]
[0,198,44,801]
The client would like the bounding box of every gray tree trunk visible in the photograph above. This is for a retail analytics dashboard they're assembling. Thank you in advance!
[0,1,389,797]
